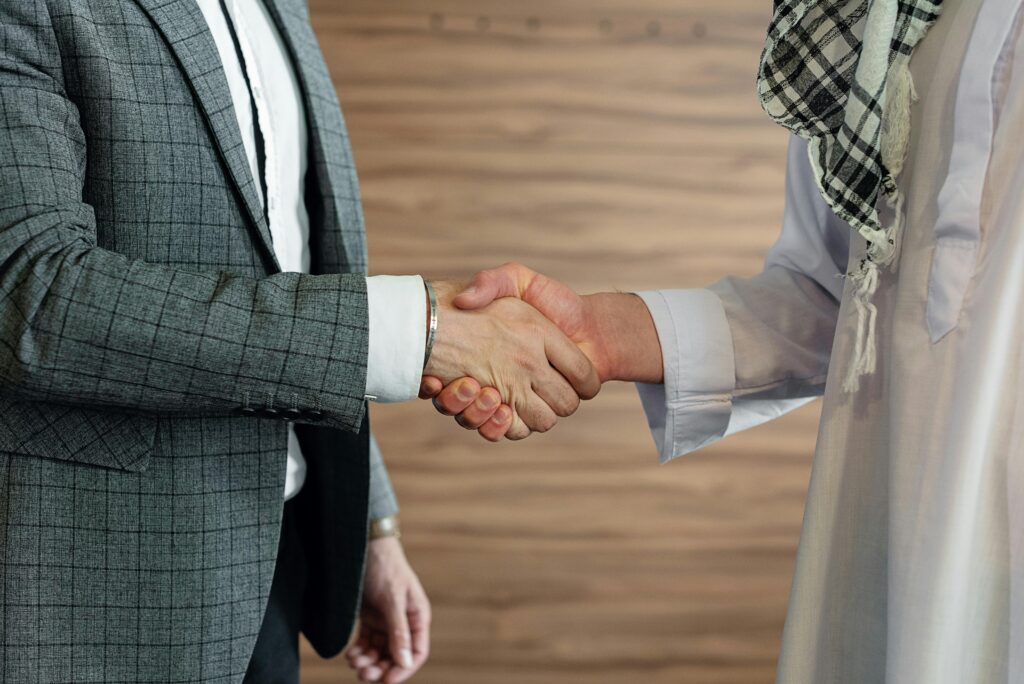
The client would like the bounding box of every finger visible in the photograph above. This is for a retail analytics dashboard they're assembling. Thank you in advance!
[453,262,535,310]
[419,376,443,399]
[542,324,601,401]
[504,407,533,441]
[505,421,532,441]
[387,585,432,684]
[531,368,581,419]
[409,584,432,665]
[431,377,482,416]
[347,637,372,664]
[455,387,502,429]
[384,593,414,672]
[514,392,559,435]
[346,646,365,665]
[384,665,411,684]
[478,404,514,442]
[359,664,384,682]
[353,651,381,668]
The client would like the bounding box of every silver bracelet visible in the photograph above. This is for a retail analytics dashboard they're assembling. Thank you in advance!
[423,280,438,370]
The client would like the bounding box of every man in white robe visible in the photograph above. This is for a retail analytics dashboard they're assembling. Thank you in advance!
[423,0,1024,679]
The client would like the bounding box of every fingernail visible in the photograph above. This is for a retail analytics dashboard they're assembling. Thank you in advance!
[400,648,414,668]
[456,382,476,401]
[479,392,498,410]
[461,286,477,297]
[494,406,512,423]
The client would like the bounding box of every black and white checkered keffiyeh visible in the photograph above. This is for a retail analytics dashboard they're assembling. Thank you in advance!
[757,0,943,391]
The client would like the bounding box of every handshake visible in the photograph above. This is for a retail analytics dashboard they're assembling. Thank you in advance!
[418,263,664,441]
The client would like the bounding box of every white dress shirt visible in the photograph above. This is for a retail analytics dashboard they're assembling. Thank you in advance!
[196,0,425,500]
[638,0,1024,679]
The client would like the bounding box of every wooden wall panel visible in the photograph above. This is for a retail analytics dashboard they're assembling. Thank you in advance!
[301,3,819,682]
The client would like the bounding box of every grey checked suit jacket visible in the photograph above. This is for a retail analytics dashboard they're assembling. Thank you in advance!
[0,0,398,680]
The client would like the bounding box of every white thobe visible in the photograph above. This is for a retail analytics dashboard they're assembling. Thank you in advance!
[638,0,1024,680]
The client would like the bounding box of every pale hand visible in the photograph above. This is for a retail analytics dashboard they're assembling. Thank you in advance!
[345,538,431,684]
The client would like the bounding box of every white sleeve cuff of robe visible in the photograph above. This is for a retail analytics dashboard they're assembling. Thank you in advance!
[365,275,427,403]
[635,289,736,463]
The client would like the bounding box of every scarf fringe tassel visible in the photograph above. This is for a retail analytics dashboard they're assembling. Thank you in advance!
[842,60,915,394]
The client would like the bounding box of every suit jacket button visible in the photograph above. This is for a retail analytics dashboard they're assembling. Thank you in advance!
[283,408,303,421]
[235,406,258,417]
[259,408,281,419]
[306,410,325,422]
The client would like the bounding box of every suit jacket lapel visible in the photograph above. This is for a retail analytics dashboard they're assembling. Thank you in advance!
[131,0,280,271]
[261,0,368,275]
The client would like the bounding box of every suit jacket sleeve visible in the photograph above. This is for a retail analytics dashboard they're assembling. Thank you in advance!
[637,135,851,461]
[0,1,368,432]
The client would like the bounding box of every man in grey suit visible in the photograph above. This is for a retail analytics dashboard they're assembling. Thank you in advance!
[0,0,599,682]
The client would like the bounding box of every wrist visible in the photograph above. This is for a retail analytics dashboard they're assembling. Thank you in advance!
[421,280,475,381]
[423,280,438,370]
[582,292,663,384]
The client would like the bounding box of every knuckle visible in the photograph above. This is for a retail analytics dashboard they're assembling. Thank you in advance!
[515,352,538,373]
[533,414,557,433]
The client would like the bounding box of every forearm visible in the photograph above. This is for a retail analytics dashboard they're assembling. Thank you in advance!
[709,265,838,399]
[0,222,370,430]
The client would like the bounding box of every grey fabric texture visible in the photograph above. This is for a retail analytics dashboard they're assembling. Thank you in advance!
[0,0,397,679]
[367,435,400,522]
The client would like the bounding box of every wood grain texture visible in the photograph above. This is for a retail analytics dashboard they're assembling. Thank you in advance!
[301,2,819,682]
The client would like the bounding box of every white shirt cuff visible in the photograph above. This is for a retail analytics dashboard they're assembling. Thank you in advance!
[634,289,736,463]
[365,275,427,403]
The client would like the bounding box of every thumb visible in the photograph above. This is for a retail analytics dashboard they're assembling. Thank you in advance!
[385,593,414,670]
[453,262,535,309]
[418,376,443,399]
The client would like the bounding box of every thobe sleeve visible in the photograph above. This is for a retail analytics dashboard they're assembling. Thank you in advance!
[637,135,851,462]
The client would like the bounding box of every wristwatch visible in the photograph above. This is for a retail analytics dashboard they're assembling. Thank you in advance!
[369,515,402,541]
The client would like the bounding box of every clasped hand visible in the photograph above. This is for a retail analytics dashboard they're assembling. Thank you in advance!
[422,264,622,441]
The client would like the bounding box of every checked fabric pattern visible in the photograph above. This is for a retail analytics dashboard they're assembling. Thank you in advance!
[758,0,943,240]
[0,0,396,680]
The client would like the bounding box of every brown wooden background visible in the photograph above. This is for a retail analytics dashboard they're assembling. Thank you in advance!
[302,2,820,682]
